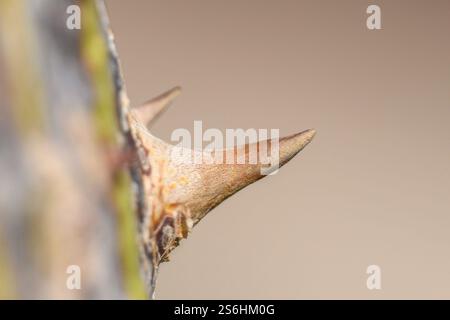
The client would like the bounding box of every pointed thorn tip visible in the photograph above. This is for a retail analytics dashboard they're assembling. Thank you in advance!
[133,86,183,126]
[279,128,316,166]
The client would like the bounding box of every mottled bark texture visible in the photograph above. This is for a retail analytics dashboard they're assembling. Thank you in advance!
[0,0,144,299]
[0,0,315,299]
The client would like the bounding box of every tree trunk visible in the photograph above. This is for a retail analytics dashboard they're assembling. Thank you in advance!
[0,0,144,299]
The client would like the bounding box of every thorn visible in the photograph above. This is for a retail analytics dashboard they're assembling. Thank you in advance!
[130,122,316,265]
[279,129,316,167]
[134,86,181,126]
[164,129,316,223]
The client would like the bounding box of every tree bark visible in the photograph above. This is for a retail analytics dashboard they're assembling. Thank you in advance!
[0,0,144,299]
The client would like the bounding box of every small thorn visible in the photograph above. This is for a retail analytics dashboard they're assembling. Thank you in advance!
[134,86,182,126]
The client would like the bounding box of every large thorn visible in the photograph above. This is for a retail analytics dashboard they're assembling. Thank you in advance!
[128,110,315,265]
[129,112,315,223]
[133,86,181,126]
[165,129,316,223]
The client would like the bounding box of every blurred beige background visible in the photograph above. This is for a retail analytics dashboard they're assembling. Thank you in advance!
[106,0,450,299]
